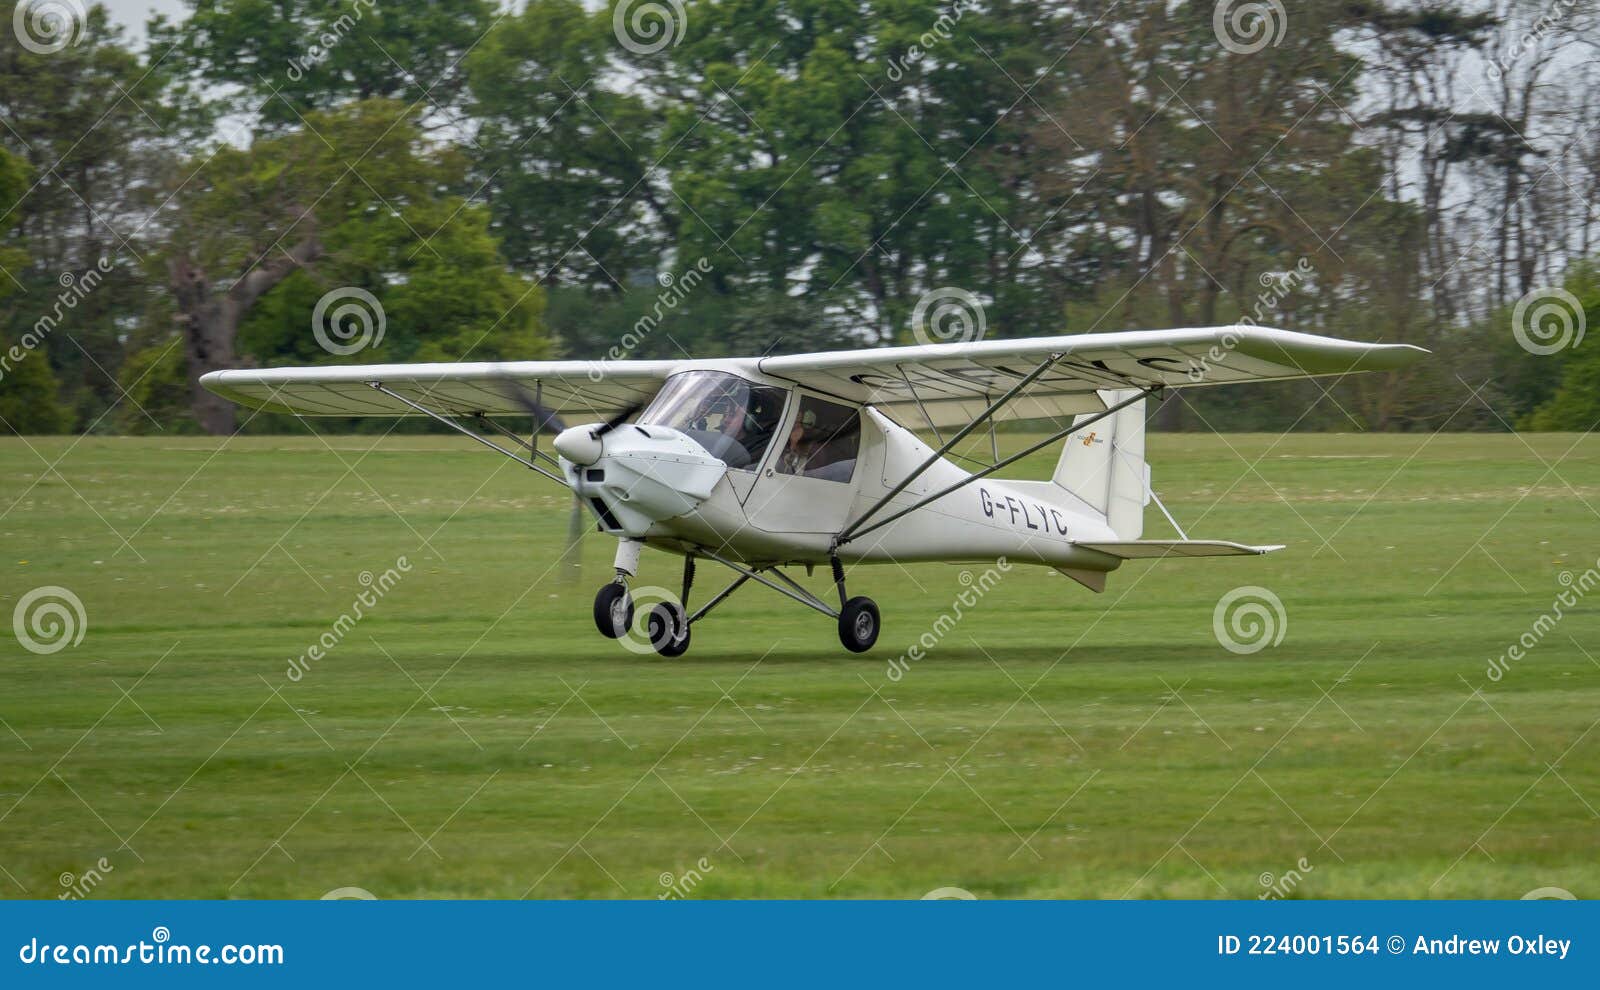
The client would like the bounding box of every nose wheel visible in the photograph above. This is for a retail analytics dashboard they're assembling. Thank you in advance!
[593,582,633,639]
[593,558,693,658]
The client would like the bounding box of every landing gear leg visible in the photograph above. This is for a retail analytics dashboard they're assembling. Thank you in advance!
[649,555,693,658]
[831,555,880,654]
[593,539,644,639]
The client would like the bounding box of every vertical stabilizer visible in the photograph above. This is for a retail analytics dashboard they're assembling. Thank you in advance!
[1051,389,1148,539]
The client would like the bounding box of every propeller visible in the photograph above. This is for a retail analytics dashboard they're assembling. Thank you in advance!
[559,496,587,585]
[498,378,568,435]
[591,400,646,439]
[497,378,585,584]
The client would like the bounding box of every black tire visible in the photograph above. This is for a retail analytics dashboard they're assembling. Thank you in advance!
[838,596,880,653]
[649,602,691,658]
[593,583,632,639]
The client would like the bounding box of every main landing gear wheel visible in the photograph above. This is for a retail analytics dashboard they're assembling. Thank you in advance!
[838,596,880,653]
[593,583,632,639]
[648,601,691,658]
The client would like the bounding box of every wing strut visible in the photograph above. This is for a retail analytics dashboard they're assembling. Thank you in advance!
[365,381,567,485]
[896,364,945,446]
[835,352,1065,544]
[834,384,1163,549]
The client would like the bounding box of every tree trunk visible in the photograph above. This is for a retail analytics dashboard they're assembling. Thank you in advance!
[170,257,241,435]
[168,236,323,435]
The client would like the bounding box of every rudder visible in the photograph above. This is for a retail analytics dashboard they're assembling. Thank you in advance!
[1051,389,1148,539]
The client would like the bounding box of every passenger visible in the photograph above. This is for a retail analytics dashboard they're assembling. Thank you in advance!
[779,410,817,475]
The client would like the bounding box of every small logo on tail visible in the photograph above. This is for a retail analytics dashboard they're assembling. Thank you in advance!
[1076,431,1103,447]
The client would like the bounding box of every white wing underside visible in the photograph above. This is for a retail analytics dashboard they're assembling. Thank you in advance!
[200,325,1425,426]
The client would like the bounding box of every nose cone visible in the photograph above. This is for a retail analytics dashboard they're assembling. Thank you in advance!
[553,425,603,465]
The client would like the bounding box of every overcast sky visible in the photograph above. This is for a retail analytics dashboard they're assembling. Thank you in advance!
[97,0,190,49]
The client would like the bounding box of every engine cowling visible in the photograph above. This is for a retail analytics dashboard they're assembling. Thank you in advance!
[558,423,727,537]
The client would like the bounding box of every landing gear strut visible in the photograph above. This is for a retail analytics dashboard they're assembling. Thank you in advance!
[648,601,690,658]
[594,538,643,639]
[647,556,693,658]
[832,556,879,653]
[592,545,879,657]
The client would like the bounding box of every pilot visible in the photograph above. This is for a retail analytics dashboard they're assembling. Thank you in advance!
[719,394,747,436]
[692,384,777,466]
[739,393,778,459]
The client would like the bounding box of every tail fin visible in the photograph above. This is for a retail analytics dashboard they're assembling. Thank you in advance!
[1052,388,1148,539]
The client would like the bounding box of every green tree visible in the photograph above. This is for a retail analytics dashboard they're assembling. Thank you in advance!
[0,2,184,428]
[468,0,667,290]
[648,0,1063,342]
[1524,263,1600,431]
[159,99,546,434]
[149,0,496,128]
[0,143,69,433]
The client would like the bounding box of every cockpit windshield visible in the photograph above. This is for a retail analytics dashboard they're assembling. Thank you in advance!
[640,371,788,470]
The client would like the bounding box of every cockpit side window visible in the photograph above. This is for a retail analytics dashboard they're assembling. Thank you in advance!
[640,371,787,470]
[775,396,860,483]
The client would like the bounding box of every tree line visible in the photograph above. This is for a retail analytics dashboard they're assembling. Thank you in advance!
[1,0,1597,436]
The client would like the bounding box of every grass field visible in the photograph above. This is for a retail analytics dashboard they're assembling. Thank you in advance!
[1,430,1597,900]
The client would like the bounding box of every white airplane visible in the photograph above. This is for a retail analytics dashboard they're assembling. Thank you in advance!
[202,326,1424,657]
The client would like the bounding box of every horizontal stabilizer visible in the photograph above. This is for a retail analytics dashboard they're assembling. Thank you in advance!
[1055,567,1108,593]
[1075,540,1283,559]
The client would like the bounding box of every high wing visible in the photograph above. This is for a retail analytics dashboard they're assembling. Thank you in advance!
[199,360,679,420]
[757,325,1426,427]
[200,326,1424,426]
